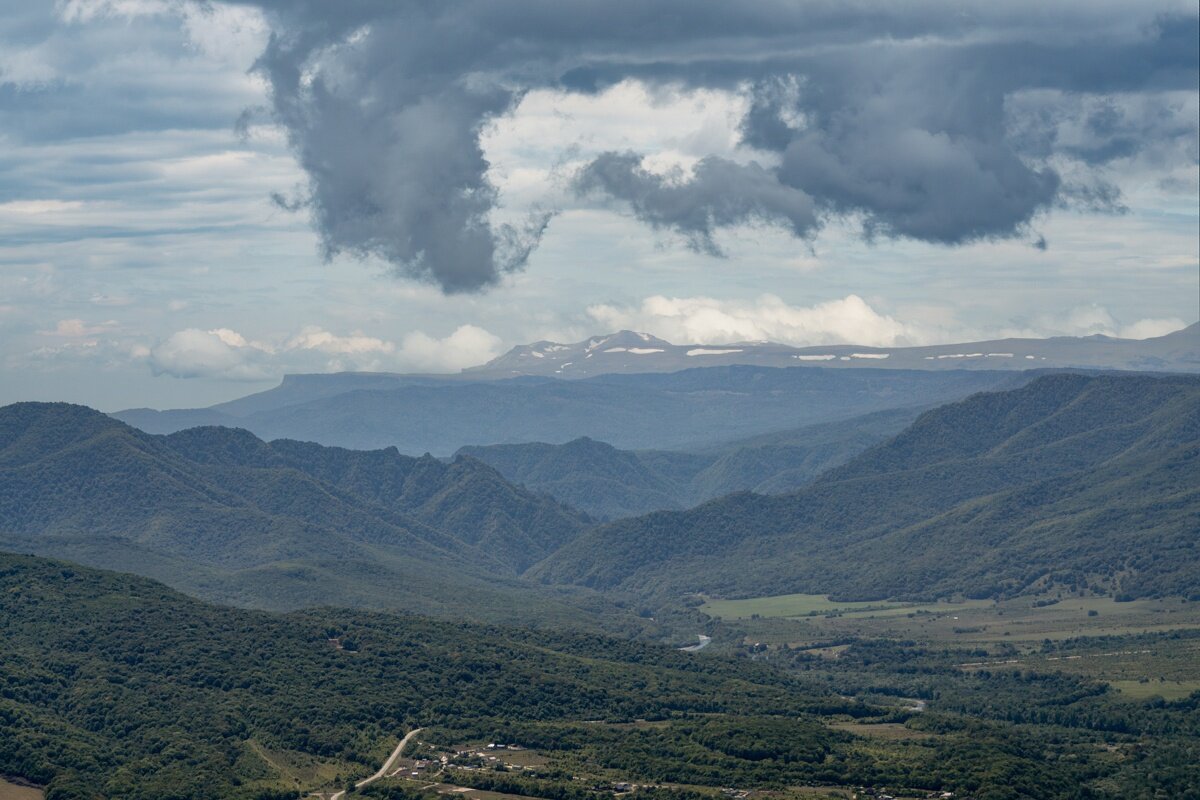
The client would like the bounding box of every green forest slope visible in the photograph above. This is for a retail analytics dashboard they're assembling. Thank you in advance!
[460,407,921,518]
[531,374,1200,602]
[0,404,597,626]
[0,552,826,799]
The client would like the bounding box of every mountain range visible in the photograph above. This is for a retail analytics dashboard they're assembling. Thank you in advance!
[0,403,607,626]
[458,406,922,519]
[6,372,1196,621]
[531,373,1200,603]
[466,324,1199,379]
[115,365,1020,454]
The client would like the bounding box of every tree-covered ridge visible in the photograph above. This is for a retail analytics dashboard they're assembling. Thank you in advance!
[458,407,921,519]
[0,403,597,626]
[168,429,587,571]
[0,552,830,798]
[5,553,1199,800]
[531,374,1200,602]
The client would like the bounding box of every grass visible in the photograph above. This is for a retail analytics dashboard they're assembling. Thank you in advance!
[701,592,1000,624]
[726,595,1200,650]
[244,741,354,792]
[1109,680,1200,701]
[701,593,906,619]
[826,721,934,741]
[0,779,42,800]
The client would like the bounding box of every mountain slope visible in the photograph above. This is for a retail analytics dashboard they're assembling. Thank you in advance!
[0,403,595,624]
[458,436,687,517]
[116,366,1020,454]
[530,374,1200,602]
[164,429,587,571]
[459,407,922,519]
[0,552,828,798]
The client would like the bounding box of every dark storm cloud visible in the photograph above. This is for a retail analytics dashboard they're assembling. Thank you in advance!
[233,1,1199,290]
[575,152,817,256]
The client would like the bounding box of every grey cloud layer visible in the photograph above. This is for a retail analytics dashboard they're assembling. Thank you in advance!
[575,153,818,256]
[236,0,1198,291]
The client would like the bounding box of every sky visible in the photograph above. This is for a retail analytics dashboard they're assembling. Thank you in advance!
[1,0,1197,411]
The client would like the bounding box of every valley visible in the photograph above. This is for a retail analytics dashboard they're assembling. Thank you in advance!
[5,5,1197,795]
[2,366,1198,799]
[458,407,922,519]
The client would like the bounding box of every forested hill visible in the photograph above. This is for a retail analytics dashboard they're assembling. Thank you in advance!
[459,407,921,519]
[0,403,595,625]
[458,407,916,520]
[164,427,586,568]
[531,373,1200,602]
[0,552,828,799]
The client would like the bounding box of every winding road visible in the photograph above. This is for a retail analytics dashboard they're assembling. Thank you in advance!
[329,727,423,800]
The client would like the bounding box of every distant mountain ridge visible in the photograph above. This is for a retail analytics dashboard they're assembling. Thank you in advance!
[6,371,1196,629]
[531,373,1200,602]
[458,406,922,519]
[114,366,1023,454]
[0,403,601,625]
[467,323,1199,379]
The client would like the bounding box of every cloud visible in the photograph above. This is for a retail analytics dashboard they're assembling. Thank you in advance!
[1011,306,1190,341]
[0,200,85,215]
[1007,90,1200,168]
[587,294,926,347]
[144,323,500,380]
[397,325,503,372]
[225,1,1196,292]
[1117,317,1188,340]
[39,318,118,338]
[147,327,274,380]
[574,152,817,256]
[286,326,394,356]
[587,296,1191,347]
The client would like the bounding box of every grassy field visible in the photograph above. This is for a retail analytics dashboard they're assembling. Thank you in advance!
[1109,679,1200,701]
[826,721,934,741]
[724,595,1200,649]
[701,593,909,619]
[244,741,354,792]
[0,779,42,800]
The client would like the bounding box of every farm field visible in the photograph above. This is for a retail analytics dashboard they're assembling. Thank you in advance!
[1108,680,1200,701]
[719,595,1200,650]
[700,593,912,619]
[713,593,1200,711]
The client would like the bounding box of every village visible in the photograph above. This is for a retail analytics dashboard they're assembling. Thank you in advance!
[304,734,973,800]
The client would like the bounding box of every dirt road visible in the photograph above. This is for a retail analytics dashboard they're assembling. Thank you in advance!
[330,727,423,800]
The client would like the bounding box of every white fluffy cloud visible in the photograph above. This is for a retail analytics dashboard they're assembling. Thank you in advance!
[147,328,274,380]
[588,294,927,347]
[586,295,1188,348]
[1006,306,1189,341]
[1116,317,1187,340]
[286,326,395,356]
[39,318,118,338]
[144,324,501,380]
[396,325,503,372]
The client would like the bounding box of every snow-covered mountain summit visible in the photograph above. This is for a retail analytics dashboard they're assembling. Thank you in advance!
[465,324,1199,378]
